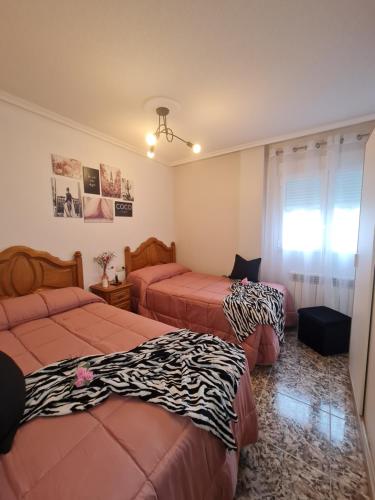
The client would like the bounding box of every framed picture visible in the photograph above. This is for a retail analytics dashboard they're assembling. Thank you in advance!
[115,201,133,217]
[100,164,122,198]
[83,166,100,195]
[121,178,134,201]
[51,177,82,218]
[83,196,113,223]
[51,154,82,179]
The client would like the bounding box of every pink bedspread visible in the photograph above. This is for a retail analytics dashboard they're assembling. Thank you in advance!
[128,264,297,370]
[0,287,258,500]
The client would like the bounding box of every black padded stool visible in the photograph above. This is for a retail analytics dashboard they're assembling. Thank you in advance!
[297,306,351,356]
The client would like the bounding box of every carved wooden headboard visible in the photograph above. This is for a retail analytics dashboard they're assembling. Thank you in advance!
[0,246,84,298]
[124,237,176,273]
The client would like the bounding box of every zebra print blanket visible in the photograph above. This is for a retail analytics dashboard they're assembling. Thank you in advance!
[21,330,246,451]
[223,281,285,343]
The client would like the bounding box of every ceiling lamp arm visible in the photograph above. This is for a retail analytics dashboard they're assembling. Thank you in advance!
[146,106,201,157]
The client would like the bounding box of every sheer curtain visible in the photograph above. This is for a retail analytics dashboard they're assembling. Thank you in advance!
[262,130,370,316]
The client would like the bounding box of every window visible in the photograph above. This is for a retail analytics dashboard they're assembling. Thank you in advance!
[329,168,362,254]
[263,131,368,316]
[282,169,362,255]
[282,175,322,252]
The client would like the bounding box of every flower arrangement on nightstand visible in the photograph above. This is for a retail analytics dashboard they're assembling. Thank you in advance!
[91,253,131,311]
[94,251,115,288]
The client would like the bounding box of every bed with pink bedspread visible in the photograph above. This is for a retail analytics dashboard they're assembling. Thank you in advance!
[0,285,258,500]
[127,263,296,371]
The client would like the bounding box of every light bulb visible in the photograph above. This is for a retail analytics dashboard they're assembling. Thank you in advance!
[192,143,201,154]
[146,133,157,146]
[147,150,155,159]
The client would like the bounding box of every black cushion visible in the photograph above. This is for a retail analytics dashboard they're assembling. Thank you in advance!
[0,352,26,454]
[229,254,261,282]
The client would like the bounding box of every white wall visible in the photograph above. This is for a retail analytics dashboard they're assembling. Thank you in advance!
[0,100,175,287]
[349,130,375,413]
[174,147,265,275]
[349,129,375,498]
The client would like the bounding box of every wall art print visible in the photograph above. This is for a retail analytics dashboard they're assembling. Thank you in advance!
[121,178,134,202]
[115,201,133,217]
[100,164,122,198]
[51,154,82,179]
[51,176,82,218]
[83,166,100,195]
[83,196,114,223]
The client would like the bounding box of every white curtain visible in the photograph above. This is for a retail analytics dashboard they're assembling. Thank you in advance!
[262,130,369,316]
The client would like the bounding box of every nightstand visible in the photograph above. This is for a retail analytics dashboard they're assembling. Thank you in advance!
[89,281,132,311]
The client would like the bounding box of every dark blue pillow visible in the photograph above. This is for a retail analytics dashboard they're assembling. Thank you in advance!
[229,254,261,282]
[0,352,25,454]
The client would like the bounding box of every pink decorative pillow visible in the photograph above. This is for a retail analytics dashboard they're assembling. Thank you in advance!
[0,294,49,328]
[127,263,191,302]
[0,288,105,329]
[128,263,190,286]
[38,287,105,315]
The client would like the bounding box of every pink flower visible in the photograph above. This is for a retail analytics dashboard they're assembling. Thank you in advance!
[74,365,93,388]
[241,277,250,285]
[75,377,86,388]
[76,366,87,378]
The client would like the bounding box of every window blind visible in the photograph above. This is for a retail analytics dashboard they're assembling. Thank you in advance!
[334,168,362,209]
[284,176,320,211]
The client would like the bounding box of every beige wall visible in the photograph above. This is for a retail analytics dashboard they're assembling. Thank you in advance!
[0,100,175,287]
[0,98,265,286]
[174,147,265,275]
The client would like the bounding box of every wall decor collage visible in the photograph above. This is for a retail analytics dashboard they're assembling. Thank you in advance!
[51,154,134,222]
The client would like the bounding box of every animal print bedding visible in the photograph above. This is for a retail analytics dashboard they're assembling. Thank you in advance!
[223,281,285,343]
[22,330,246,451]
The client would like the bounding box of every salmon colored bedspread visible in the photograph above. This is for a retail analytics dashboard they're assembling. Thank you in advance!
[128,264,297,371]
[0,287,258,500]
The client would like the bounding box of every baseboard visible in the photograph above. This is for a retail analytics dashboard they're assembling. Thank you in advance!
[358,417,375,500]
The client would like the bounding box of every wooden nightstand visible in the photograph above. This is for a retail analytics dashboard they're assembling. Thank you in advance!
[89,281,132,311]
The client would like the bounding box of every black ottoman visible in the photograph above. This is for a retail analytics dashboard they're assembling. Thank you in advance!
[297,306,351,356]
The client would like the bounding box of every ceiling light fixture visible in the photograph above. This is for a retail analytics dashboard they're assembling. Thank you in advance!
[146,146,155,159]
[146,107,201,158]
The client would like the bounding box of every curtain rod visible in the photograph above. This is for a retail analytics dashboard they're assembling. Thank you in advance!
[275,133,370,156]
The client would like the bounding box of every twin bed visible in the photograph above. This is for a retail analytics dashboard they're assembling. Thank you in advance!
[0,246,258,500]
[125,237,297,370]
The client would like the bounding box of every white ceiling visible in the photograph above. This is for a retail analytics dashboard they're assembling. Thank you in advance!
[1,0,375,165]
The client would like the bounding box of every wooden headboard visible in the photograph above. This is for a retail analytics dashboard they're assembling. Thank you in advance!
[0,246,84,298]
[125,237,176,273]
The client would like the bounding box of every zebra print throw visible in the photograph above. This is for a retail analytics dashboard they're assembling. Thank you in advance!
[223,281,285,343]
[21,330,246,450]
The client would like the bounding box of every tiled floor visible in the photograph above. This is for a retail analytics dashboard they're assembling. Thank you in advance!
[235,330,371,500]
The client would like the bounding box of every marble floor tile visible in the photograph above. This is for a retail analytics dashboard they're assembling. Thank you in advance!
[282,452,331,500]
[235,438,331,500]
[236,329,370,500]
[250,365,272,401]
[329,366,351,389]
[330,377,356,418]
[257,391,331,473]
[330,477,370,499]
[329,414,369,496]
[235,439,284,499]
[266,365,331,412]
[278,340,330,379]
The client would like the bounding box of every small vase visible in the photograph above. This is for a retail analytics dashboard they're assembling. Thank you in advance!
[101,271,109,288]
